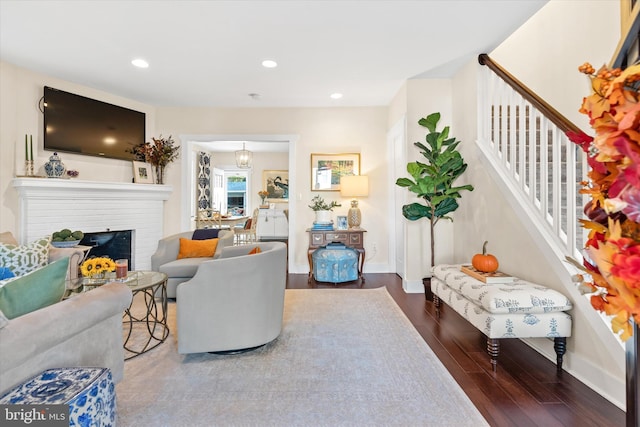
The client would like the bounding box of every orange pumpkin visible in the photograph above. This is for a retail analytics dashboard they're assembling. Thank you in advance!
[472,241,499,273]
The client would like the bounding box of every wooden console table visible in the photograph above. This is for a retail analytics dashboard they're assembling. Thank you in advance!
[306,228,366,283]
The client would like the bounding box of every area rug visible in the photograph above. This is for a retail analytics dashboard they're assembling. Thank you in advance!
[116,288,488,426]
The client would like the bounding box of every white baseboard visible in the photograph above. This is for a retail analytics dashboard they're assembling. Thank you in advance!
[522,338,625,410]
[362,262,392,273]
[402,279,424,293]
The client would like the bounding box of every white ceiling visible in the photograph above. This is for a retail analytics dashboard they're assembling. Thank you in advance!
[193,140,290,153]
[0,0,547,109]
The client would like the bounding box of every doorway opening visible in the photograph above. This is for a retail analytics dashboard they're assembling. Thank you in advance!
[180,134,300,273]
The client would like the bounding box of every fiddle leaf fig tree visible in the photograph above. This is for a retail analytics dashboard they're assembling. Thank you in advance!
[395,112,474,268]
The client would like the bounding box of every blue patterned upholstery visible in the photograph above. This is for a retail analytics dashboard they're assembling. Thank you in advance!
[432,264,573,314]
[431,277,572,339]
[431,264,572,338]
[431,264,572,372]
[0,367,116,426]
[312,244,359,283]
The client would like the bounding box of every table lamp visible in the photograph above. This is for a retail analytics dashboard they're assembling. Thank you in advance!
[340,175,369,229]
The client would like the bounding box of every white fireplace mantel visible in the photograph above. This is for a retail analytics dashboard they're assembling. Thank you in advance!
[12,178,172,200]
[12,178,172,270]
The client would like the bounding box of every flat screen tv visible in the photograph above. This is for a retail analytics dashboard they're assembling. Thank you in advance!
[43,86,145,161]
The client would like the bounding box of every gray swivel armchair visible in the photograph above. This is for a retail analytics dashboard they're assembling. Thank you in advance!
[150,230,234,298]
[176,241,287,354]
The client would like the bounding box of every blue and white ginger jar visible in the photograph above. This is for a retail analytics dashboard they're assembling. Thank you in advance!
[44,152,66,178]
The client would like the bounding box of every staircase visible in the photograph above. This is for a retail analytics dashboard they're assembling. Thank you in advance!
[475,4,640,422]
[476,54,587,263]
[476,0,640,295]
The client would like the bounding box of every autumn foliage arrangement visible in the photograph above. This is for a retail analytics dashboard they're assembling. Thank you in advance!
[568,62,640,341]
[129,135,180,184]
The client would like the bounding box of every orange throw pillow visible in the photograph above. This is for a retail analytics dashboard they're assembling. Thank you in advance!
[248,246,262,255]
[177,238,218,259]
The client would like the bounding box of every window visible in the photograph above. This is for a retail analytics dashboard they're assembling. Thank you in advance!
[224,172,249,215]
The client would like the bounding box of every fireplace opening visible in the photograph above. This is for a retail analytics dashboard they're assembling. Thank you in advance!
[80,230,134,270]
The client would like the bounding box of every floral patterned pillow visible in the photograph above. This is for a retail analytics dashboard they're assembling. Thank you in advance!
[0,237,50,277]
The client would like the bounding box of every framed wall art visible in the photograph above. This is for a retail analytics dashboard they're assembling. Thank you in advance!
[310,153,360,191]
[263,170,289,201]
[132,161,154,184]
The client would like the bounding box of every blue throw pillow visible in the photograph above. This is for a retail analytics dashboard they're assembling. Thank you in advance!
[0,267,15,280]
[193,229,220,240]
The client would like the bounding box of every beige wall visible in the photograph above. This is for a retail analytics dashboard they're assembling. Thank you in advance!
[451,0,625,408]
[207,150,289,211]
[152,106,390,273]
[0,61,156,238]
[0,0,626,406]
[490,0,620,133]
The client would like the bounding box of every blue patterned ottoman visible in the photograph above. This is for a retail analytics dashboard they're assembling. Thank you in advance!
[312,242,359,283]
[0,367,116,427]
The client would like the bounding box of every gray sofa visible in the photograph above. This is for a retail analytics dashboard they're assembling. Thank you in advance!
[0,282,132,395]
[150,230,234,298]
[176,241,287,354]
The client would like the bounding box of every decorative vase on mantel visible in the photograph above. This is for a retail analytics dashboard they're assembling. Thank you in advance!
[44,152,66,178]
[155,165,165,185]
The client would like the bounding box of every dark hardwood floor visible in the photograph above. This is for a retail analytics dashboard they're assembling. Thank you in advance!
[287,273,625,427]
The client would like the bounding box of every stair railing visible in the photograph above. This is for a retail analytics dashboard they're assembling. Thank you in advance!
[477,53,587,261]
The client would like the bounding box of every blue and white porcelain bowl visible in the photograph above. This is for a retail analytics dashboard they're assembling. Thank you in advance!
[51,240,80,248]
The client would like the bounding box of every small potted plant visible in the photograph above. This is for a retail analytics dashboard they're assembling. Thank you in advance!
[309,195,341,224]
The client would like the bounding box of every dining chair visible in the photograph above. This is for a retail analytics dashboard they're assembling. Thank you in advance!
[234,208,259,245]
[196,209,222,229]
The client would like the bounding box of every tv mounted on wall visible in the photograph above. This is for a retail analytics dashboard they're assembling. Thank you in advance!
[43,86,145,161]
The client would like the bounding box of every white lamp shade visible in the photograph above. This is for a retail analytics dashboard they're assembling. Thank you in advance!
[340,175,369,197]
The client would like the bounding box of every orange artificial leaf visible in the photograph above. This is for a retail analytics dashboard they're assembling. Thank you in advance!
[582,92,610,119]
[606,64,640,97]
[625,129,640,145]
[590,294,606,311]
[617,102,640,131]
[580,219,608,234]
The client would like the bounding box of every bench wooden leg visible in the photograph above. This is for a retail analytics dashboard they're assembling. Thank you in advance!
[554,337,567,375]
[487,338,500,372]
[433,294,441,318]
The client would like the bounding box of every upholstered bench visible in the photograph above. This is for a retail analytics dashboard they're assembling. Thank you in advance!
[0,367,116,426]
[431,264,572,373]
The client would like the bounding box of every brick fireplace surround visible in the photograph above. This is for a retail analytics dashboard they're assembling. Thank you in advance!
[12,178,172,270]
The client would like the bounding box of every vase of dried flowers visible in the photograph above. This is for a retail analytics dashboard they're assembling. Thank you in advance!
[155,164,165,185]
[128,135,180,185]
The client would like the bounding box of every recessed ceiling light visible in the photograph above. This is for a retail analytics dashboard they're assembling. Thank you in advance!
[330,93,343,100]
[262,59,278,68]
[131,58,149,68]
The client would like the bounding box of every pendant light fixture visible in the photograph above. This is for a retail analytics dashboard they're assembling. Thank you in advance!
[235,142,252,168]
